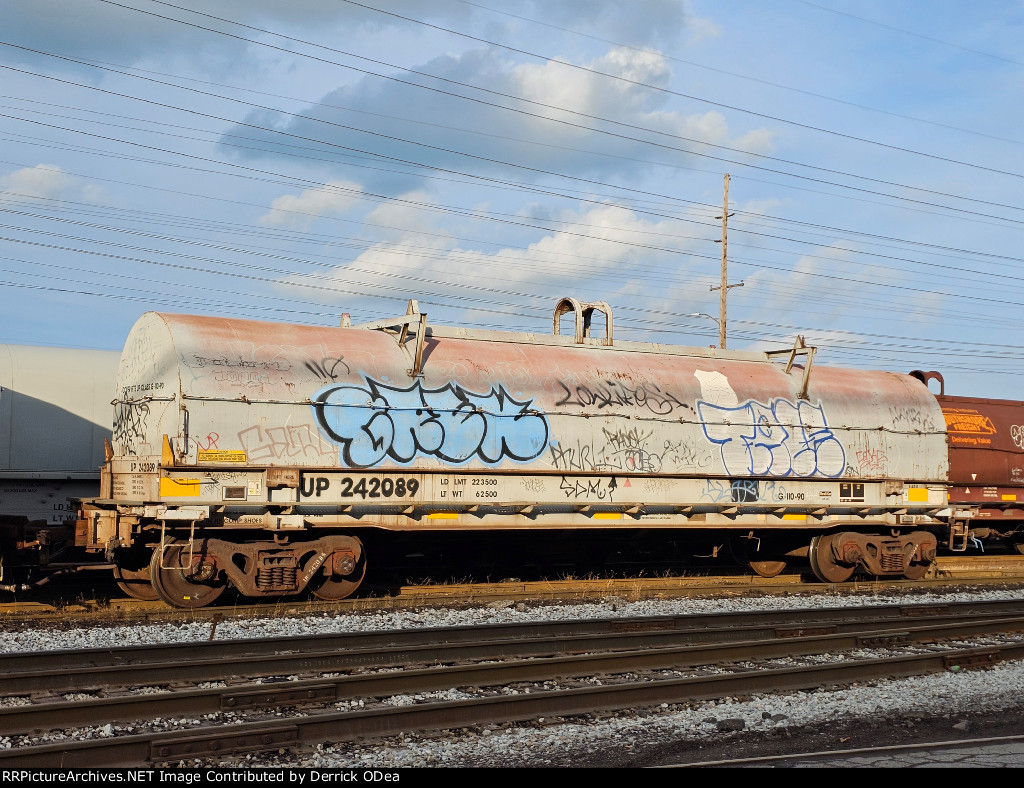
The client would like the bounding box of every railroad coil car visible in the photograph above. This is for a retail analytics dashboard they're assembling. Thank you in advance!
[75,298,969,608]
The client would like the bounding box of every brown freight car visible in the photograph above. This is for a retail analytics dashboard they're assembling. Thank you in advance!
[911,370,1024,553]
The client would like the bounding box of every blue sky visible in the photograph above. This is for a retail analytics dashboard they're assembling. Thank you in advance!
[1,0,1022,399]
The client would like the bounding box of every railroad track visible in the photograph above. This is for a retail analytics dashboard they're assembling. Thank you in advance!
[5,597,1024,694]
[4,554,1024,625]
[2,599,1024,766]
[667,733,1024,768]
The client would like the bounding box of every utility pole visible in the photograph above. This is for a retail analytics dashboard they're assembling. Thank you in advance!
[710,173,742,349]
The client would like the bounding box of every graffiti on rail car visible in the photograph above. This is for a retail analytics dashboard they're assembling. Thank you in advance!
[112,400,150,455]
[696,397,846,478]
[547,427,713,474]
[312,377,550,468]
[699,478,798,504]
[553,379,689,415]
[238,423,337,462]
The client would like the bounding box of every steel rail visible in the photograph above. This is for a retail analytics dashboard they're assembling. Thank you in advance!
[5,601,1024,695]
[3,555,1024,624]
[13,596,1024,670]
[3,638,1024,768]
[663,733,1024,768]
[5,611,1024,736]
[3,615,1024,737]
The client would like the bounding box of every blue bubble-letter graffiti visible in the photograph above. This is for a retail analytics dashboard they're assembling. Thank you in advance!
[697,397,845,478]
[313,377,549,468]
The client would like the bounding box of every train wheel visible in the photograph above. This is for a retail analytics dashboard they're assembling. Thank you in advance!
[748,559,787,578]
[149,540,226,609]
[114,564,160,602]
[903,562,930,580]
[729,538,786,577]
[808,535,855,583]
[311,546,367,601]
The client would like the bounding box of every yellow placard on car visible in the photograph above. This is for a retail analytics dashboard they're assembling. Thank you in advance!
[198,450,247,463]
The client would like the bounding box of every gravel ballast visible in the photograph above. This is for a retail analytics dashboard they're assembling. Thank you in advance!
[2,586,1023,767]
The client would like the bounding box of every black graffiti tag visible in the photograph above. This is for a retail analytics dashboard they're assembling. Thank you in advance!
[554,379,688,415]
[112,400,150,455]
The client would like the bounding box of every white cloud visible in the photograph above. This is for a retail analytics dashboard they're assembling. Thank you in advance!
[227,44,774,189]
[0,1,418,68]
[684,14,723,45]
[731,127,775,156]
[736,242,926,335]
[514,47,672,118]
[363,190,451,238]
[740,198,784,216]
[1,1,691,74]
[287,198,707,306]
[259,181,364,229]
[522,0,690,49]
[0,164,99,207]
